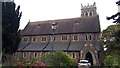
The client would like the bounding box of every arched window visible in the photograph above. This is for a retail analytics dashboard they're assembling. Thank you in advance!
[89,11,93,16]
[23,52,27,58]
[85,35,88,41]
[72,52,76,58]
[90,35,92,40]
[32,37,36,42]
[34,52,38,58]
[85,12,88,16]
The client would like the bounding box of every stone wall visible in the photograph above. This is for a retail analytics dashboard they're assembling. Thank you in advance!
[21,33,100,43]
[14,33,101,65]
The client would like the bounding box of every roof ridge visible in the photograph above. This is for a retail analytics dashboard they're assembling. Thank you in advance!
[29,15,98,24]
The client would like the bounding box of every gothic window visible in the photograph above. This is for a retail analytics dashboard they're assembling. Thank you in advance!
[23,38,28,42]
[23,52,27,58]
[34,52,38,58]
[73,36,78,41]
[90,35,92,40]
[62,36,68,41]
[85,12,88,16]
[90,11,93,16]
[41,37,47,41]
[85,35,88,41]
[32,37,36,42]
[72,52,76,58]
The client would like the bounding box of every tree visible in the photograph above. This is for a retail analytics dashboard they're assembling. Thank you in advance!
[102,24,120,56]
[102,24,120,66]
[104,55,119,66]
[2,2,22,54]
[41,51,77,67]
[2,2,22,64]
[105,0,120,55]
[107,0,120,24]
[101,0,120,66]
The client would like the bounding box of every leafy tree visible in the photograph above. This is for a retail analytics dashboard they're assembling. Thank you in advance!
[102,24,120,55]
[104,55,114,66]
[2,2,22,63]
[41,51,77,67]
[104,55,120,66]
[107,0,120,24]
[101,24,120,66]
[103,0,120,66]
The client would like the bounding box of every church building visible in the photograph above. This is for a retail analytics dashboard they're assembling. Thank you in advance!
[14,2,103,66]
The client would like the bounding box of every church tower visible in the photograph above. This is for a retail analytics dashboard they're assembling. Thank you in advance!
[81,2,97,17]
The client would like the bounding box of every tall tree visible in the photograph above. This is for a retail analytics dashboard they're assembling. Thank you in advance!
[103,1,120,66]
[106,0,120,55]
[107,0,120,24]
[2,2,22,63]
[2,2,22,54]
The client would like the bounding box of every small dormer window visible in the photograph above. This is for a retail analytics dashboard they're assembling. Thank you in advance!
[75,21,79,24]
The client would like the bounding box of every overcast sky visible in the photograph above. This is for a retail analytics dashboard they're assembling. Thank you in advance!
[15,0,118,31]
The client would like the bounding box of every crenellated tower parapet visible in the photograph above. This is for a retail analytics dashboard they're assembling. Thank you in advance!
[81,2,97,17]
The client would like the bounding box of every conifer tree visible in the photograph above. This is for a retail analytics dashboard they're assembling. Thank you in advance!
[2,2,22,63]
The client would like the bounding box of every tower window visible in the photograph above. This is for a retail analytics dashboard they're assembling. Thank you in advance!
[62,36,68,41]
[41,37,47,41]
[85,12,88,16]
[90,11,93,16]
